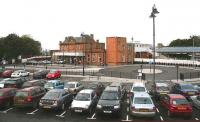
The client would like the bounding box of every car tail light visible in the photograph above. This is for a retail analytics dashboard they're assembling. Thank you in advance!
[27,96,32,102]
[13,84,17,88]
[170,105,177,110]
[187,106,192,110]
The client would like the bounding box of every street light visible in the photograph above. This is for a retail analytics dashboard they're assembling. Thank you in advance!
[131,37,134,64]
[81,33,85,76]
[62,47,64,67]
[150,4,159,84]
[45,49,47,69]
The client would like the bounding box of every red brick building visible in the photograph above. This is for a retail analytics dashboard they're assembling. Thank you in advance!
[53,34,106,65]
[106,37,134,65]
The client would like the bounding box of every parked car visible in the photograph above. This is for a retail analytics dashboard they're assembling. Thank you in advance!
[4,78,27,88]
[22,79,46,88]
[64,82,84,95]
[71,89,98,113]
[129,82,148,98]
[151,82,170,100]
[1,70,13,78]
[39,89,73,110]
[110,82,126,98]
[96,86,122,115]
[46,70,61,79]
[33,69,49,79]
[129,92,156,118]
[160,94,192,118]
[0,67,5,77]
[194,83,200,92]
[0,78,11,88]
[14,86,46,108]
[88,82,105,97]
[44,80,64,91]
[11,70,30,78]
[0,88,17,108]
[191,95,200,109]
[171,83,199,99]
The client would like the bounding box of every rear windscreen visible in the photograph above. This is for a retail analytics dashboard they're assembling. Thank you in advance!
[15,91,28,97]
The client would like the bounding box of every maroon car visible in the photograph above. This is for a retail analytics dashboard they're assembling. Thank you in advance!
[0,88,17,108]
[2,70,13,78]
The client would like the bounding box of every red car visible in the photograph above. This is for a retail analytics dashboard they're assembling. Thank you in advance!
[161,94,192,118]
[46,70,61,79]
[0,88,17,108]
[2,70,13,78]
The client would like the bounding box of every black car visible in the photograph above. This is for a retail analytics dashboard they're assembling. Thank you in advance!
[33,69,49,79]
[171,83,199,99]
[96,86,122,116]
[22,79,46,88]
[4,77,27,89]
[88,82,105,97]
[39,89,74,110]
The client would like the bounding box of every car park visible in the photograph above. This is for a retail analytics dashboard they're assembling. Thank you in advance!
[0,78,11,88]
[160,94,192,118]
[4,77,27,88]
[129,82,148,97]
[96,86,122,115]
[46,70,61,79]
[14,86,46,108]
[171,83,199,99]
[39,89,73,110]
[1,70,13,78]
[33,69,49,79]
[22,79,46,88]
[87,82,105,96]
[64,81,84,95]
[0,88,17,108]
[44,80,64,91]
[71,89,98,113]
[191,95,200,109]
[11,70,30,77]
[151,82,170,99]
[129,92,156,118]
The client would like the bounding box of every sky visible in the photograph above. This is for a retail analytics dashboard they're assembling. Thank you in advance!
[0,0,200,50]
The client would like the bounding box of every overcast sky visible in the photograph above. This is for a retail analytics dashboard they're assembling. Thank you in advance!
[0,0,199,50]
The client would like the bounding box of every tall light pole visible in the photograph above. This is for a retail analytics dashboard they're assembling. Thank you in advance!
[81,33,85,76]
[62,46,64,67]
[45,49,47,69]
[193,37,195,68]
[150,4,159,84]
[131,37,134,64]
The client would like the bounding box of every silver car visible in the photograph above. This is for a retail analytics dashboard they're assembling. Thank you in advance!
[130,92,156,118]
[191,95,200,109]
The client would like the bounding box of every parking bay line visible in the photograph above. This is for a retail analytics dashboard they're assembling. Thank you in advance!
[87,113,96,120]
[0,108,13,114]
[27,109,39,115]
[122,115,132,122]
[156,108,159,113]
[160,116,164,121]
[56,111,66,118]
[195,118,199,120]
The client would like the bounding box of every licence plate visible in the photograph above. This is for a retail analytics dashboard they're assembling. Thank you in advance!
[103,111,112,113]
[139,109,148,112]
[75,109,82,112]
[43,106,51,108]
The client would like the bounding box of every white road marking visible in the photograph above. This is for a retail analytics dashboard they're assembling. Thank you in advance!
[87,113,96,120]
[195,118,199,120]
[56,111,66,118]
[160,116,164,121]
[127,99,129,104]
[156,108,159,113]
[127,107,129,112]
[0,108,13,114]
[122,115,132,121]
[27,109,39,115]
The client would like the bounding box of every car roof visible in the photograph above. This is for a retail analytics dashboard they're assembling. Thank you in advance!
[19,86,40,91]
[134,92,151,98]
[27,80,39,83]
[0,88,16,92]
[67,81,79,84]
[14,70,25,72]
[132,82,145,87]
[47,80,60,83]
[167,94,185,99]
[79,89,94,94]
[176,83,193,86]
[156,83,168,87]
[104,86,119,91]
[49,89,64,92]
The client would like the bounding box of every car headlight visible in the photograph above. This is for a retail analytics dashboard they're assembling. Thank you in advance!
[114,105,120,109]
[53,100,58,105]
[97,104,102,109]
[85,105,89,109]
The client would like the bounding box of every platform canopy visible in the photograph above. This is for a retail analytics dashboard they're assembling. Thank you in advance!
[156,47,200,53]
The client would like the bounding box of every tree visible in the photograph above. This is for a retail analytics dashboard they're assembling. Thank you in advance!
[169,36,200,47]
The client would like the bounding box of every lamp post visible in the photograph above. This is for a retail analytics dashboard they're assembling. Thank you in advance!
[150,4,159,84]
[131,37,134,64]
[62,47,64,67]
[45,49,47,69]
[81,33,85,76]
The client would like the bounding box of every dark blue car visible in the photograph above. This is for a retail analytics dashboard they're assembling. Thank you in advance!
[171,83,199,99]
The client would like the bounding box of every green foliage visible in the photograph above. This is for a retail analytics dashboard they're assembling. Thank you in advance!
[169,36,200,47]
[0,33,41,62]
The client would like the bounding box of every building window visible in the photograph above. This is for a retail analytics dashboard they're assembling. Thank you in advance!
[92,54,95,62]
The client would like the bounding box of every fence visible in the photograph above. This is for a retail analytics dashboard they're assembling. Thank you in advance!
[180,72,200,81]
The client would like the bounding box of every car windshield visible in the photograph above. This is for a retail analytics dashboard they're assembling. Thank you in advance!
[0,92,4,96]
[132,87,145,92]
[100,91,119,100]
[65,83,75,88]
[45,82,53,87]
[75,93,91,101]
[45,92,60,98]
[6,80,16,84]
[172,98,189,105]
[16,91,28,97]
[134,97,152,104]
[181,85,194,90]
[157,86,169,91]
[49,71,55,73]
